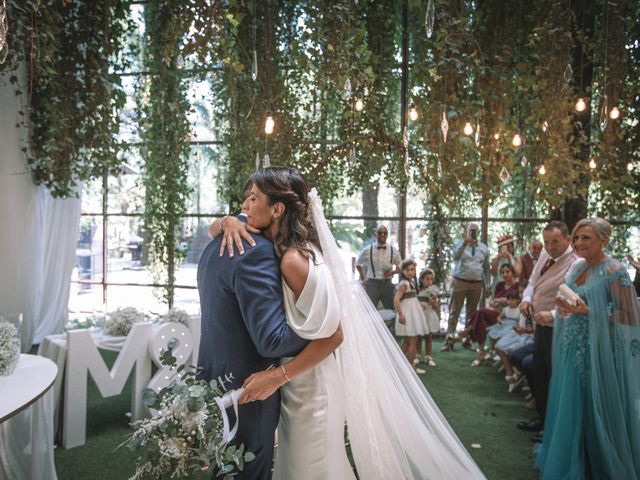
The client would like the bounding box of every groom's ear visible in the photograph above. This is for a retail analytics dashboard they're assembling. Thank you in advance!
[272,201,286,219]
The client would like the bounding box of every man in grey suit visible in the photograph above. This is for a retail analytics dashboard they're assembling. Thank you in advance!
[197,217,307,479]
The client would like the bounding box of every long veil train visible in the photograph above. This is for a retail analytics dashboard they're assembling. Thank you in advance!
[308,189,486,480]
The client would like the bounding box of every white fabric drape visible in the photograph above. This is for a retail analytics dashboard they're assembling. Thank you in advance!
[0,70,81,351]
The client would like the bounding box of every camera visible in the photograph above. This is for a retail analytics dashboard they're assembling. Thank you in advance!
[469,227,478,240]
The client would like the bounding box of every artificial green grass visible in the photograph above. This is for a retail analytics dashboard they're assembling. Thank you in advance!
[54,342,539,479]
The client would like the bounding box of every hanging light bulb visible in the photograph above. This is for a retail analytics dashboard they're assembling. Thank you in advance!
[354,95,364,112]
[557,187,564,195]
[609,106,620,120]
[512,133,522,147]
[542,121,548,133]
[493,132,500,140]
[589,158,597,170]
[463,122,473,136]
[627,162,634,172]
[408,105,418,121]
[520,156,528,167]
[264,114,275,135]
[575,97,587,112]
[539,165,546,175]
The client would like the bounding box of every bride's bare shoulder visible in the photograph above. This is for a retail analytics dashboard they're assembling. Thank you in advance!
[281,248,310,297]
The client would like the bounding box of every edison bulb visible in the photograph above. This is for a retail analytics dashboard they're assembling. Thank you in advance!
[408,106,418,121]
[539,165,546,175]
[575,97,587,112]
[627,162,634,172]
[609,106,620,120]
[264,115,275,135]
[512,133,522,147]
[542,121,548,132]
[589,158,597,169]
[493,132,500,140]
[463,122,473,136]
[354,97,364,112]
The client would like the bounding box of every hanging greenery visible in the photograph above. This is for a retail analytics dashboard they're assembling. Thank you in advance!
[1,0,133,198]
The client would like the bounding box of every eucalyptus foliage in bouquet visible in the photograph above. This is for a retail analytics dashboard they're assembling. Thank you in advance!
[0,323,20,376]
[159,308,191,327]
[104,307,146,336]
[126,351,254,480]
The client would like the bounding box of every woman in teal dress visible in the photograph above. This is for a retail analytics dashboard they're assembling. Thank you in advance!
[536,218,640,479]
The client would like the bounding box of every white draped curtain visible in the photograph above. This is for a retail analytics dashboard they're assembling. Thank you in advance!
[0,70,81,351]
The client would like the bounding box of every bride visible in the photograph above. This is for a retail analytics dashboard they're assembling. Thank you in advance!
[213,166,485,480]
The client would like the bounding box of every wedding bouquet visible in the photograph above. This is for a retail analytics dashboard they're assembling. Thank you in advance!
[104,307,146,336]
[420,285,440,301]
[126,352,253,480]
[0,322,20,376]
[158,308,191,327]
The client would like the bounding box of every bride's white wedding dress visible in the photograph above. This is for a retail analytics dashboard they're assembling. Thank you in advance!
[272,189,486,480]
[274,250,356,480]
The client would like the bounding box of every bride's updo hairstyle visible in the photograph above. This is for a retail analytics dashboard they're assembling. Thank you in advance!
[250,166,321,260]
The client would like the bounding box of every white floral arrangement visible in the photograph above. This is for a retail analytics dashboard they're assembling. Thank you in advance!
[158,308,191,327]
[0,323,20,376]
[420,285,441,301]
[125,352,253,480]
[104,307,146,336]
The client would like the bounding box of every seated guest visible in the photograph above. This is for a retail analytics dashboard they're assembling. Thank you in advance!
[515,240,543,288]
[493,293,535,391]
[508,343,535,409]
[453,263,520,365]
[491,235,516,289]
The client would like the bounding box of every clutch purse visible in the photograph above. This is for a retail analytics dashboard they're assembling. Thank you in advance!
[557,284,580,306]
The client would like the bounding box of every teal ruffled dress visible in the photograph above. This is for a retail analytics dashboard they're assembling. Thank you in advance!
[536,258,640,479]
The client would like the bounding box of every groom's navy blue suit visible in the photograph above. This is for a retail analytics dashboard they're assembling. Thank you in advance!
[197,229,308,480]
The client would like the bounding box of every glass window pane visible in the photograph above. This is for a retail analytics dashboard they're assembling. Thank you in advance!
[173,288,200,316]
[75,215,105,283]
[81,178,104,214]
[106,285,166,314]
[108,147,144,214]
[187,145,226,215]
[106,215,146,277]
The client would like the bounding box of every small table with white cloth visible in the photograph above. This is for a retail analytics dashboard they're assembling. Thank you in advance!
[0,354,58,480]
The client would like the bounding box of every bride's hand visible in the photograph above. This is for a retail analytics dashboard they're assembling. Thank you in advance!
[238,369,286,405]
[219,216,259,258]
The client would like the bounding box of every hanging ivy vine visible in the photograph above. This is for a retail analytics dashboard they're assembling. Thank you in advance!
[1,0,132,198]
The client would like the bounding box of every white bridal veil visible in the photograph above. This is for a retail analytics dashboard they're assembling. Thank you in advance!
[308,189,486,480]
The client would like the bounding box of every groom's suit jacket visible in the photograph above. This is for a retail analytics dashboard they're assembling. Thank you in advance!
[197,230,308,479]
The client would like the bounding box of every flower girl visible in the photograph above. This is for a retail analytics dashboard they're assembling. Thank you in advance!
[416,268,440,367]
[395,259,429,374]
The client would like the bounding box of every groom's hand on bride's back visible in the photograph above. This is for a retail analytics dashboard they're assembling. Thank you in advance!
[219,216,260,258]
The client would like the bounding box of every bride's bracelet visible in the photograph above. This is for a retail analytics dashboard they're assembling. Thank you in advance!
[281,364,291,384]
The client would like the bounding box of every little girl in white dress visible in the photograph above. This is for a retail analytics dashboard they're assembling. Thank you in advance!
[395,259,429,373]
[417,268,440,367]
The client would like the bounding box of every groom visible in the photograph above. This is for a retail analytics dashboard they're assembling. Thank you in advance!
[197,215,308,479]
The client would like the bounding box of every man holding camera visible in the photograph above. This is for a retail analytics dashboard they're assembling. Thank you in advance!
[442,222,491,352]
